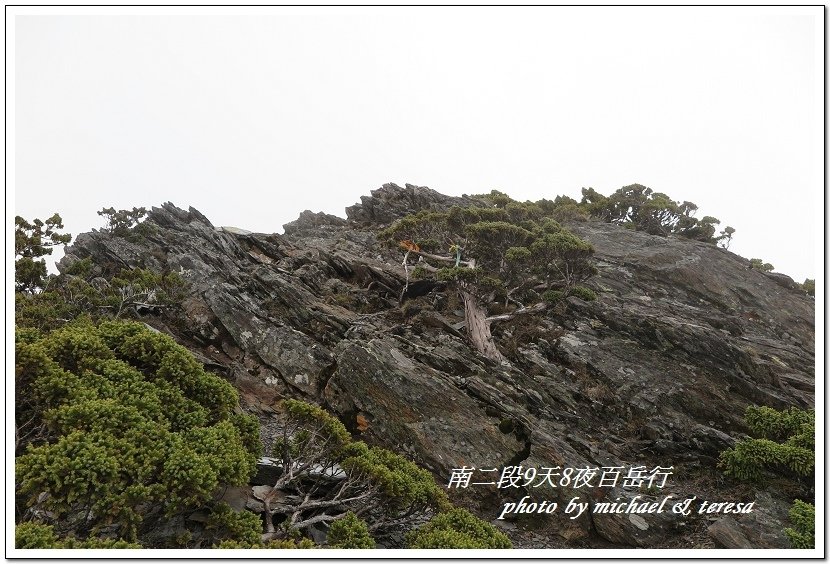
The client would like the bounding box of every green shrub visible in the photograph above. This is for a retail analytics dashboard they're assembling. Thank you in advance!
[504,246,532,262]
[379,199,595,362]
[784,500,815,549]
[15,321,260,544]
[498,419,514,433]
[744,406,814,443]
[217,538,316,549]
[542,290,564,304]
[15,523,59,549]
[550,203,589,223]
[206,503,263,546]
[749,258,774,272]
[578,185,734,244]
[472,189,513,208]
[406,508,512,549]
[720,406,815,550]
[15,523,140,549]
[719,406,814,482]
[327,512,375,548]
[15,265,186,331]
[568,286,597,301]
[436,266,482,283]
[339,442,452,514]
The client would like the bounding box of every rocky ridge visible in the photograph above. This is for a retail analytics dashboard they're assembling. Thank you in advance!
[58,182,815,548]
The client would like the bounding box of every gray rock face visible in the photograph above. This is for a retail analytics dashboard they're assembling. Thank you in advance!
[283,210,347,236]
[345,182,479,225]
[58,186,814,548]
[707,492,791,548]
[590,489,681,547]
[324,337,525,475]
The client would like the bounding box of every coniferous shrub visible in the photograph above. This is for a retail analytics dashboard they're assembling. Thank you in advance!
[719,405,815,549]
[719,406,814,481]
[15,320,260,545]
[578,184,734,244]
[542,290,564,304]
[568,286,597,302]
[784,500,815,549]
[326,512,375,548]
[15,522,141,549]
[205,503,263,547]
[405,508,512,549]
[216,538,316,549]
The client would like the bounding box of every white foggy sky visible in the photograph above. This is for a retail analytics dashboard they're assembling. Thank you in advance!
[10,6,823,282]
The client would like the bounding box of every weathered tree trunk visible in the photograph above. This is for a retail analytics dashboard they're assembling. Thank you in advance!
[460,286,505,363]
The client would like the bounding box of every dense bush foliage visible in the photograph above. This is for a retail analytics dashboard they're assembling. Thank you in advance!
[16,210,183,331]
[16,522,142,549]
[406,508,512,549]
[379,184,734,361]
[15,258,185,332]
[15,321,260,545]
[784,500,815,549]
[217,538,317,549]
[719,406,814,482]
[326,512,376,548]
[719,405,815,549]
[380,194,596,293]
[205,503,264,547]
[567,285,597,302]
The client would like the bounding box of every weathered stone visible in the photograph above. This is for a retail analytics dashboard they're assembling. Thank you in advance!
[323,338,525,476]
[216,486,252,512]
[590,489,679,547]
[764,271,801,291]
[707,517,753,548]
[252,459,283,486]
[283,210,347,235]
[251,485,274,501]
[707,492,792,549]
[345,183,474,225]
[252,325,335,395]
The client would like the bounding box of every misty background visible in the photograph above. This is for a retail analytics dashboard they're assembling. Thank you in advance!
[11,7,822,282]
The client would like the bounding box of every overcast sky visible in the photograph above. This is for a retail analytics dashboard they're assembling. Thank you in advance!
[11,7,822,282]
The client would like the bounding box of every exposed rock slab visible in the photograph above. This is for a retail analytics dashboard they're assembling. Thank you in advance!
[324,337,525,475]
[706,492,792,549]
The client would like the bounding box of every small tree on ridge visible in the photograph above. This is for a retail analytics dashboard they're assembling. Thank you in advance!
[379,193,596,362]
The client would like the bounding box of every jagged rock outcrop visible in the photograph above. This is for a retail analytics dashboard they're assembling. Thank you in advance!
[345,182,477,225]
[58,183,814,548]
